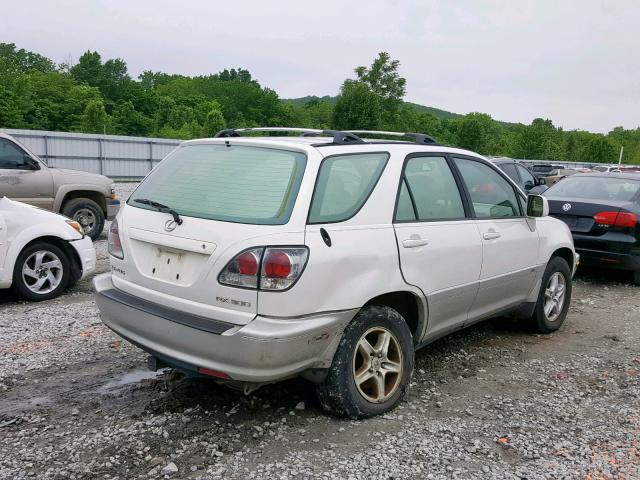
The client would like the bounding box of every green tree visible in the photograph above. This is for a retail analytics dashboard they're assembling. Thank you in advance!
[580,136,617,163]
[78,99,110,133]
[0,43,55,74]
[203,103,226,136]
[456,113,501,154]
[354,52,406,105]
[112,101,152,136]
[331,80,381,130]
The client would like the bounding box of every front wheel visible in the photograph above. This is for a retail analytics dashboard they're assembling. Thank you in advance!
[13,242,71,301]
[62,198,105,241]
[316,305,414,419]
[529,256,572,333]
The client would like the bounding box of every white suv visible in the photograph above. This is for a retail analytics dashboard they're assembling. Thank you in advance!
[94,128,577,418]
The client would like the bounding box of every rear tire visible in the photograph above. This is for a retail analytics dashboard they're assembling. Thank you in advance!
[316,305,414,419]
[633,270,640,286]
[528,256,572,333]
[13,242,71,301]
[62,198,105,241]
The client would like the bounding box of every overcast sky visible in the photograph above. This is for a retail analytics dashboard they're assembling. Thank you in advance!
[2,0,639,132]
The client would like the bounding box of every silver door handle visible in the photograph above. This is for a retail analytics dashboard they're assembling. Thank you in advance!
[483,231,501,240]
[402,238,429,248]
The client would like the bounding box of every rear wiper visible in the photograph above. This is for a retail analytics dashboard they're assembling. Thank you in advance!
[133,198,183,225]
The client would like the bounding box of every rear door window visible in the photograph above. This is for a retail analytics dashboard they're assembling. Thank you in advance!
[396,156,466,221]
[308,152,388,223]
[453,157,521,218]
[128,144,306,225]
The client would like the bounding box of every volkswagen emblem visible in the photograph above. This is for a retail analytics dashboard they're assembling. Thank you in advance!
[164,219,177,232]
[562,203,572,212]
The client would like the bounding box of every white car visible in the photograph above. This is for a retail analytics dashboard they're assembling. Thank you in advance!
[0,197,96,300]
[94,128,578,418]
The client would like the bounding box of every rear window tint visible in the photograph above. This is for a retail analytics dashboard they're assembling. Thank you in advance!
[308,153,388,223]
[546,176,640,202]
[128,144,306,225]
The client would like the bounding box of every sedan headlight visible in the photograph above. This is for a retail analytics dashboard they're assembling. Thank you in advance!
[66,220,85,235]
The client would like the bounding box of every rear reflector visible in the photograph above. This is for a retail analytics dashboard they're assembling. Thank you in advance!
[198,367,230,379]
[594,211,638,228]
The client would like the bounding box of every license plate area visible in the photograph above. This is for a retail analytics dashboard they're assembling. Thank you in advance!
[151,248,186,283]
[556,215,578,228]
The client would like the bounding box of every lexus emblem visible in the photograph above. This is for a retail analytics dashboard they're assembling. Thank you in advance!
[562,203,572,212]
[164,219,177,232]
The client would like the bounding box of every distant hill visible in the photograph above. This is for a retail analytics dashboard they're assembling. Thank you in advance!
[283,96,463,120]
[283,96,519,128]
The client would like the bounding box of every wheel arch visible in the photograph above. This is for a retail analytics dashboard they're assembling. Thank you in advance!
[60,190,107,215]
[362,290,427,342]
[551,247,574,272]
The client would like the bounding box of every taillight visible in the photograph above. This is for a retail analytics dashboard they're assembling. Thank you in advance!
[594,211,637,228]
[218,247,262,289]
[218,247,309,291]
[107,219,124,259]
[260,247,308,291]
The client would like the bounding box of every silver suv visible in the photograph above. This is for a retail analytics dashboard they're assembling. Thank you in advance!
[0,133,120,239]
[94,128,578,418]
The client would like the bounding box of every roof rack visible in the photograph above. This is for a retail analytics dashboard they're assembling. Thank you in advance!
[214,127,364,145]
[345,130,439,145]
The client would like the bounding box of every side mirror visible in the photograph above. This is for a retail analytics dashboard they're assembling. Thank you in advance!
[527,194,549,218]
[536,177,545,186]
[523,180,534,192]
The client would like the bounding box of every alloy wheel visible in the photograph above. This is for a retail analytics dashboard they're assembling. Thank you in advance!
[21,250,64,295]
[352,327,403,403]
[544,272,566,322]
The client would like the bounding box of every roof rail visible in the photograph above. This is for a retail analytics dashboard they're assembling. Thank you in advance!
[214,127,364,145]
[345,130,439,145]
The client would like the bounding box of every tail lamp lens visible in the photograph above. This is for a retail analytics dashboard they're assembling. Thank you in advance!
[594,211,637,228]
[218,247,262,288]
[218,247,309,291]
[107,219,124,259]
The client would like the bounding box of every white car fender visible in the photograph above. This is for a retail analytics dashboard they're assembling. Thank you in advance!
[0,198,84,288]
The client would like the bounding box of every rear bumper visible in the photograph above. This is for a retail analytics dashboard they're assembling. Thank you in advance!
[106,200,120,220]
[93,273,356,382]
[575,247,640,271]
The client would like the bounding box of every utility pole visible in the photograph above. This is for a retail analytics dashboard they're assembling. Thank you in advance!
[618,146,624,166]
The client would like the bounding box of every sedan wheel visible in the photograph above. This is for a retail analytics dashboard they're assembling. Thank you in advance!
[13,242,71,301]
[22,250,64,294]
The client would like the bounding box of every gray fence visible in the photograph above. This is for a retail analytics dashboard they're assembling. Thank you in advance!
[1,128,622,179]
[1,128,181,179]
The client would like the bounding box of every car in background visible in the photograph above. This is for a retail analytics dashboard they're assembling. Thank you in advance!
[543,168,579,186]
[530,163,566,179]
[0,132,120,240]
[592,165,620,173]
[0,197,96,300]
[491,158,545,192]
[543,173,640,285]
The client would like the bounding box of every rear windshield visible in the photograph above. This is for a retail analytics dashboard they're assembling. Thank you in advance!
[545,176,640,202]
[129,144,307,224]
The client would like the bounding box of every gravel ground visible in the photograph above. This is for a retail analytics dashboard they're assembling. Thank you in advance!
[1,183,639,479]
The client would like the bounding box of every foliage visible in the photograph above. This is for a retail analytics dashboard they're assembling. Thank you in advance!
[0,43,638,164]
[332,81,381,130]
